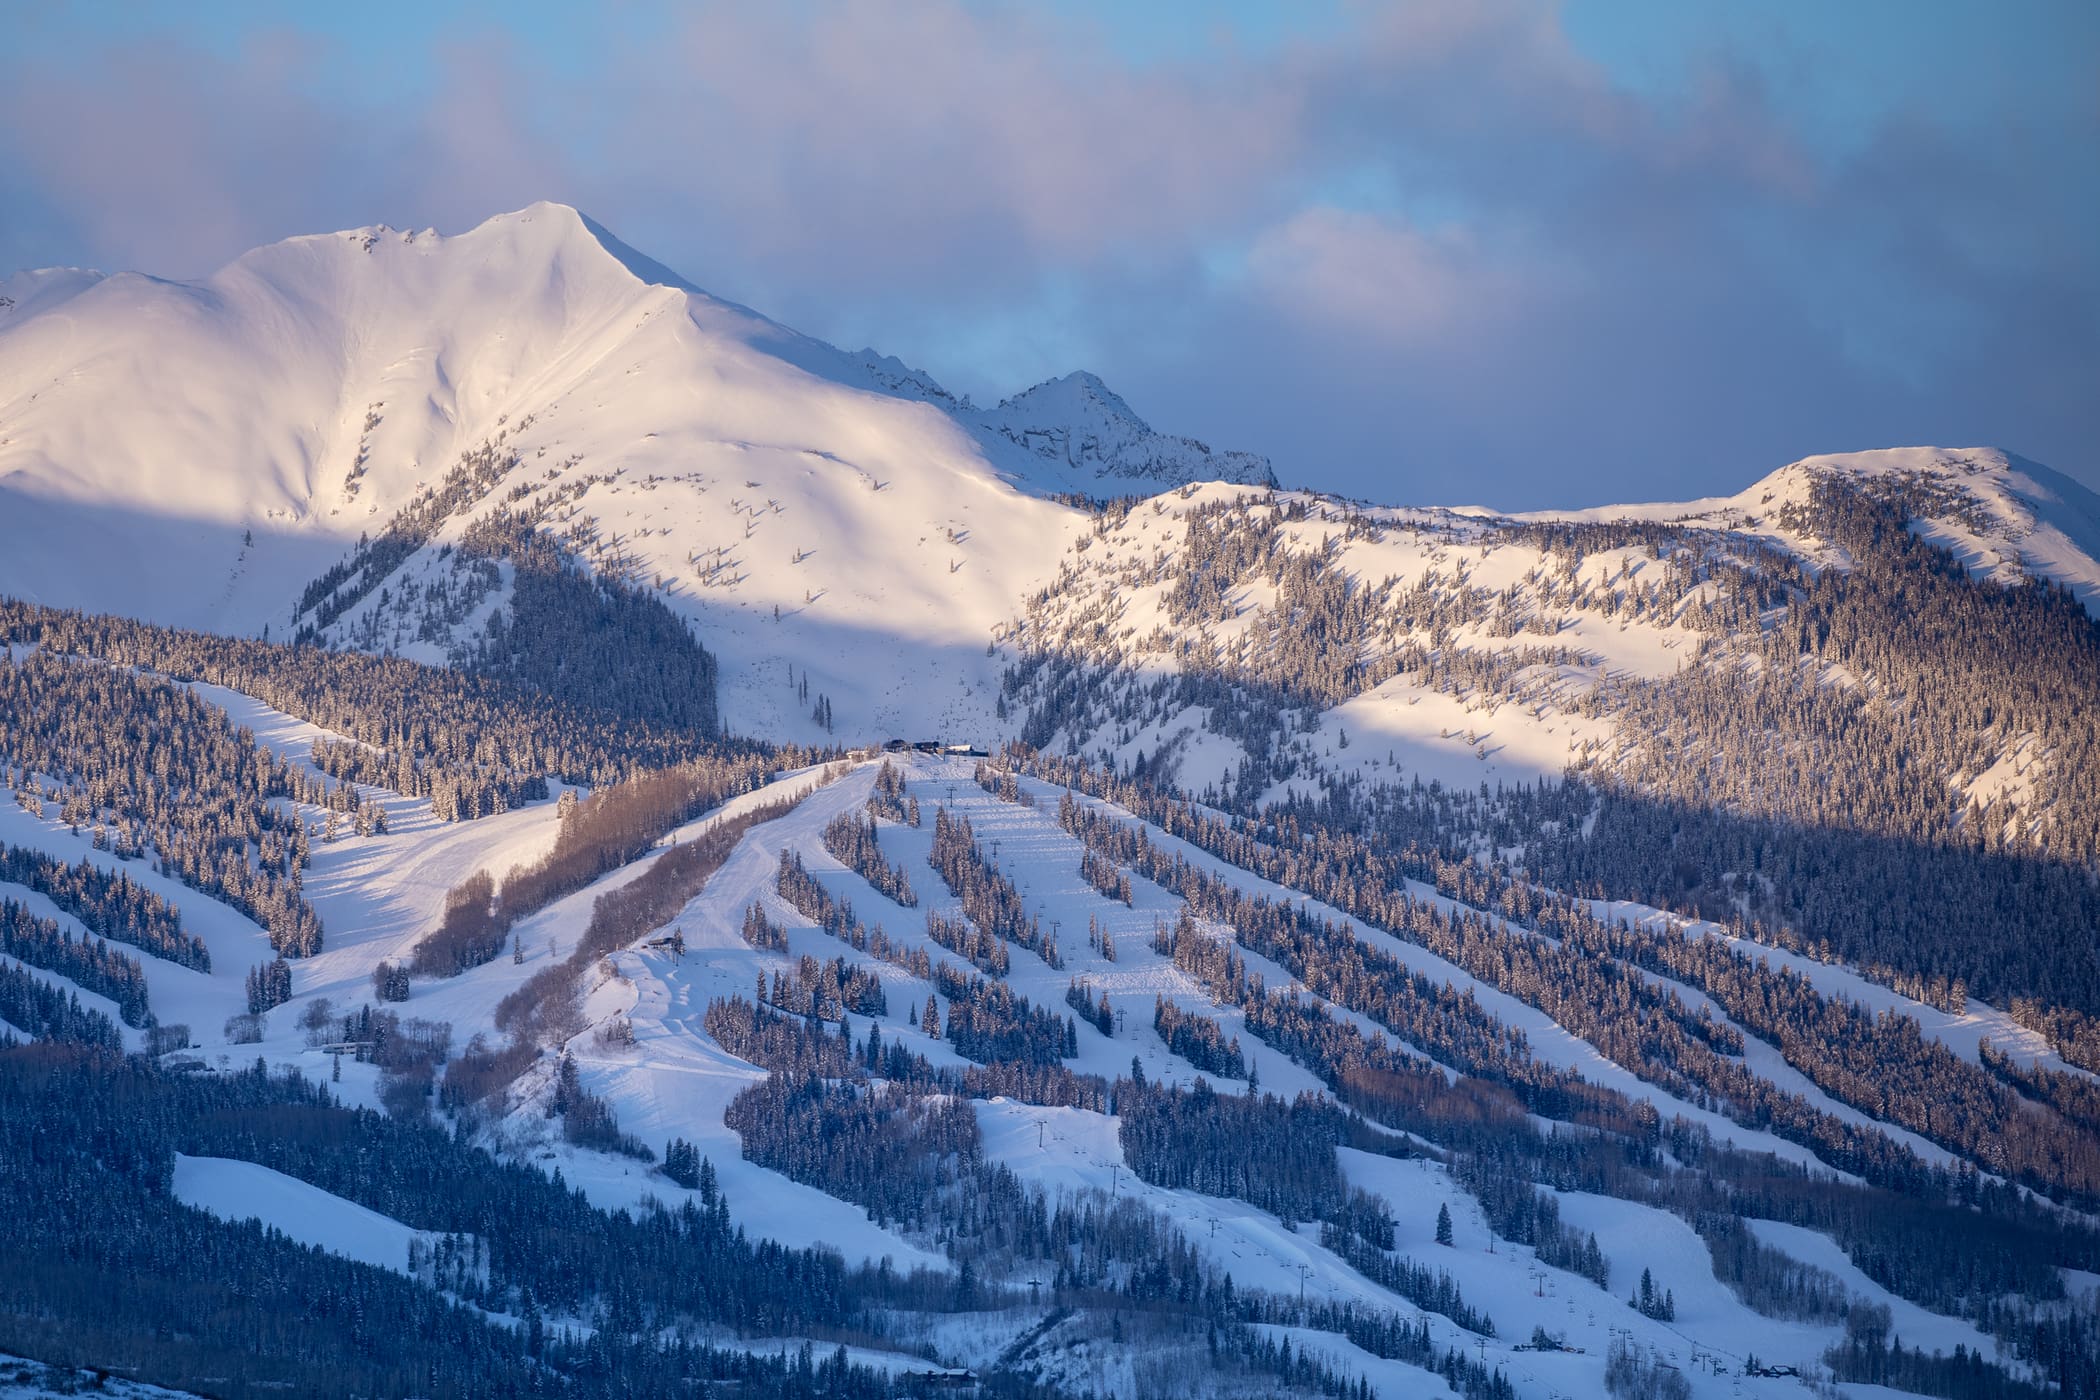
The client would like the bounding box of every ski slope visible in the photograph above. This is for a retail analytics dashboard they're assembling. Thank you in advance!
[0,657,2048,1395]
[171,1154,451,1277]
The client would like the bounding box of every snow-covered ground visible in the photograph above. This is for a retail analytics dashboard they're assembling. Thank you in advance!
[0,798,282,1047]
[557,755,1999,1395]
[1742,1218,2000,1362]
[0,682,2029,1395]
[0,1352,204,1399]
[170,1153,450,1276]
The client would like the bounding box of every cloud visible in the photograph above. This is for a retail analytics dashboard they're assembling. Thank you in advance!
[584,0,1318,326]
[0,30,576,278]
[0,0,2091,506]
[1240,206,1537,350]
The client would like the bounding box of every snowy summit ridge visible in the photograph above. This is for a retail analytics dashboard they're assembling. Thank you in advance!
[973,369,1276,493]
[1527,445,2100,618]
[0,201,1257,522]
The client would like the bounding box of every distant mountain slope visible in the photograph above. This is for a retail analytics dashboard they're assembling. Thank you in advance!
[0,204,1282,743]
[0,204,1261,643]
[4,205,2095,868]
[971,370,1275,494]
[1531,445,2100,618]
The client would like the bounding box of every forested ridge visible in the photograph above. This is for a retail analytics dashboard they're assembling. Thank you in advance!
[0,1039,933,1399]
[1048,763,2100,1204]
[416,755,767,976]
[0,843,203,968]
[0,646,326,955]
[0,1025,1464,1400]
[0,899,152,1026]
[944,756,2100,1387]
[1002,475,2100,1027]
[704,996,1522,1397]
[290,429,721,734]
[2,597,741,820]
[724,753,2089,1392]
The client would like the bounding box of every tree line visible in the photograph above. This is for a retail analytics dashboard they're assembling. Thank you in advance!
[0,900,152,1027]
[416,755,765,977]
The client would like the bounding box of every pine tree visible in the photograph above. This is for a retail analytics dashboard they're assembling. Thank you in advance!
[663,1137,701,1190]
[246,957,293,1014]
[921,994,940,1037]
[1436,1202,1454,1246]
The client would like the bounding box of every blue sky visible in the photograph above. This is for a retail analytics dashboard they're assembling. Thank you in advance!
[4,1,2094,506]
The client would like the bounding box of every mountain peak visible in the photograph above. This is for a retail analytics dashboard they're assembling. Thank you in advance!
[997,371,1138,423]
[1784,447,2100,616]
[0,201,1284,632]
[976,371,1274,494]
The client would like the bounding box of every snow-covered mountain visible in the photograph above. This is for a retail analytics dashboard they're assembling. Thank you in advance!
[0,203,1284,747]
[973,369,1275,494]
[3,204,2095,790]
[1528,445,2100,617]
[7,204,2100,1400]
[0,204,1256,628]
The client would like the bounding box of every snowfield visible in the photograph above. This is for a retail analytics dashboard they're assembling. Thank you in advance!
[0,1352,204,1400]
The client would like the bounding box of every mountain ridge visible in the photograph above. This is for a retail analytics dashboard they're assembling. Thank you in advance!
[3,203,2094,792]
[4,204,2088,595]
